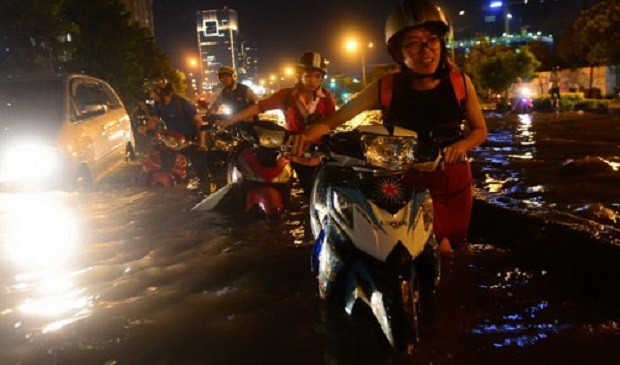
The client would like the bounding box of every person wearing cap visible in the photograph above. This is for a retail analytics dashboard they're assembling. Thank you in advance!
[287,0,487,254]
[215,51,337,194]
[209,66,259,120]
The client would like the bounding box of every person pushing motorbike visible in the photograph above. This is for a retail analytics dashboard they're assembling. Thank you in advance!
[145,80,210,185]
[215,51,337,194]
[208,66,259,120]
[287,0,488,254]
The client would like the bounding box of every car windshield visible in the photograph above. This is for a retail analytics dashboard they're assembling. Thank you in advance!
[0,80,64,126]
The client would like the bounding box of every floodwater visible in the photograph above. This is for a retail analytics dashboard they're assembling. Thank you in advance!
[471,111,620,236]
[0,111,619,365]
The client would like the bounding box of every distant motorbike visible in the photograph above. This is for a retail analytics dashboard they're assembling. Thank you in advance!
[138,129,191,187]
[513,86,533,114]
[225,120,294,219]
[310,124,440,353]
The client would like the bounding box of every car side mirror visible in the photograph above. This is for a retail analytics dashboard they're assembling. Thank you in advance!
[80,103,107,118]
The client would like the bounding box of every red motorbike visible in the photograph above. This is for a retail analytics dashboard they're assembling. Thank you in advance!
[138,130,191,187]
[225,120,294,218]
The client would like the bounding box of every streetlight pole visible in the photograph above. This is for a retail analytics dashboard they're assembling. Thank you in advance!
[362,42,373,89]
[346,39,373,89]
[361,53,367,89]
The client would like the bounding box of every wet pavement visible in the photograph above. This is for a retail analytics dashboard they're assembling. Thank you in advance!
[0,110,619,364]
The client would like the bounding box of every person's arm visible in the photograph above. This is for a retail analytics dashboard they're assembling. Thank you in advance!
[287,81,379,156]
[443,75,488,164]
[215,89,287,128]
[215,104,261,129]
[181,97,207,149]
[193,113,207,149]
[246,87,259,104]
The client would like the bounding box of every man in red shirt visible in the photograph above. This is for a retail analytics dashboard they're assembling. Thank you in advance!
[216,51,337,194]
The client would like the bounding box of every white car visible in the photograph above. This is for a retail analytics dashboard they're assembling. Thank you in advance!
[0,73,134,190]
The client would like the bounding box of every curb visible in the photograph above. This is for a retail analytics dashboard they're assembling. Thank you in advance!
[470,194,620,275]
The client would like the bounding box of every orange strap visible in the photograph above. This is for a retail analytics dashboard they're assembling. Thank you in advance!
[448,71,467,111]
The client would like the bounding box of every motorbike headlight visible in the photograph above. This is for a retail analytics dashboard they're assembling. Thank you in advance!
[255,126,286,149]
[519,86,531,97]
[333,191,353,227]
[0,142,61,183]
[220,104,232,115]
[361,135,417,171]
[160,134,190,151]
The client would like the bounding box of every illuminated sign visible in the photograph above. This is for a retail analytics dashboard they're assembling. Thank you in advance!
[203,20,218,36]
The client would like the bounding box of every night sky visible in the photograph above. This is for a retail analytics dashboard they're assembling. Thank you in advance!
[153,0,588,78]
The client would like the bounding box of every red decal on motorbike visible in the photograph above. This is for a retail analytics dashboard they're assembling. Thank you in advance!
[377,178,404,203]
[240,148,286,182]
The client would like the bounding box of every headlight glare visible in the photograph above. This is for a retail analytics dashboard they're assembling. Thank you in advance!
[0,143,60,183]
[361,135,417,171]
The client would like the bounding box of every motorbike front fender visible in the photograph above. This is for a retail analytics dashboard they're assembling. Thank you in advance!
[245,185,285,218]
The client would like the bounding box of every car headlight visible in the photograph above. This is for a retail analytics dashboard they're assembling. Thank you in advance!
[333,190,353,227]
[361,135,417,171]
[0,142,61,183]
[255,126,286,149]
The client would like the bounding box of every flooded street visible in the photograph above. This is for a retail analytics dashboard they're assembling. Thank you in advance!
[471,112,620,236]
[1,111,620,364]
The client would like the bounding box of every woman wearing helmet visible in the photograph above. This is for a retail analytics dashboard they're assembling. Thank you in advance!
[215,51,337,195]
[288,0,487,254]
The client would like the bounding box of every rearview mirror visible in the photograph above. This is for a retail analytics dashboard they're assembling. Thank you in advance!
[79,103,107,118]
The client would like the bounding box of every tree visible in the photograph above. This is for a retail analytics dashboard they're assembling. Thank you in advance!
[0,0,77,73]
[463,38,541,97]
[526,41,554,71]
[571,0,620,66]
[62,0,179,107]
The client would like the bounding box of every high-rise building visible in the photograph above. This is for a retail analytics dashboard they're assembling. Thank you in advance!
[119,0,155,36]
[196,8,240,91]
[238,40,259,83]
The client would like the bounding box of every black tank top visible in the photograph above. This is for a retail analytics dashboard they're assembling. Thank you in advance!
[387,73,464,159]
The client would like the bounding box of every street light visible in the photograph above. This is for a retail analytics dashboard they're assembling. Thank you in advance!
[345,39,373,88]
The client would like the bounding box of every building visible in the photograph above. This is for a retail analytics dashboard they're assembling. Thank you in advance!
[449,0,597,39]
[196,7,241,91]
[452,31,554,55]
[238,40,259,83]
[119,0,155,36]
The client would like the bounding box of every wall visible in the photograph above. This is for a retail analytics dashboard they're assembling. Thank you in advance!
[536,65,619,97]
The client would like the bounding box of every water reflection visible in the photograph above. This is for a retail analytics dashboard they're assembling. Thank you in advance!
[471,112,620,231]
[1,192,90,332]
[510,114,535,160]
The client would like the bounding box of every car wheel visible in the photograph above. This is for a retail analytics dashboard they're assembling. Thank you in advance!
[75,164,93,191]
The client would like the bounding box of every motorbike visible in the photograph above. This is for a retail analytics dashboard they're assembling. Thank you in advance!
[309,124,441,353]
[223,120,294,219]
[138,128,191,187]
[203,113,238,171]
[512,86,533,114]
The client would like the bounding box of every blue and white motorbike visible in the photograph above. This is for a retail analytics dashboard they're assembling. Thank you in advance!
[310,124,441,353]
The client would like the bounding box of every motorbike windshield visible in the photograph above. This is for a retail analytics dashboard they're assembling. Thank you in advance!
[0,80,65,130]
